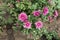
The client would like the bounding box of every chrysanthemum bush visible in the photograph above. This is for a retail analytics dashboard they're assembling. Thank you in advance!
[0,0,60,40]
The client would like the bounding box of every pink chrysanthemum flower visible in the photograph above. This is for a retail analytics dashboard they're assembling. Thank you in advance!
[43,7,49,16]
[33,10,40,16]
[54,10,58,17]
[35,21,43,29]
[18,12,28,22]
[48,16,54,22]
[23,21,31,29]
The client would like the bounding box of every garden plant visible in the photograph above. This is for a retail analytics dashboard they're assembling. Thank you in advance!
[0,0,60,40]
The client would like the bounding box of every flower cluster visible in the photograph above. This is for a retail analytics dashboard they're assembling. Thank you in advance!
[18,6,58,29]
[15,0,59,39]
[18,12,43,29]
[0,0,60,40]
